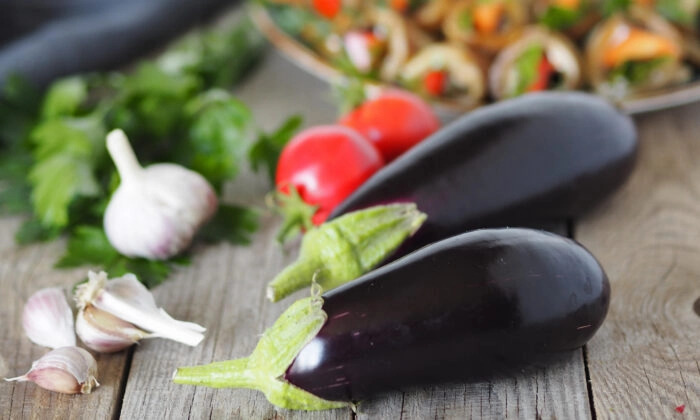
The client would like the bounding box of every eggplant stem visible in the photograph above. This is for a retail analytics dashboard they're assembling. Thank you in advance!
[173,297,349,411]
[267,259,323,302]
[266,204,427,302]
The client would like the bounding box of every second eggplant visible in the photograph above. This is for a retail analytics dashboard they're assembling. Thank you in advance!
[174,228,610,409]
[329,92,638,261]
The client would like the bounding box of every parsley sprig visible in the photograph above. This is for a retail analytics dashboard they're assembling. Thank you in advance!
[0,18,299,287]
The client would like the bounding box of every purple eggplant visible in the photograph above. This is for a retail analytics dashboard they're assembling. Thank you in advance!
[329,92,637,261]
[175,228,610,410]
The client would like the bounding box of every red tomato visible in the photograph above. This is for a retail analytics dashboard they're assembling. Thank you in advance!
[312,0,342,19]
[276,125,384,225]
[340,90,440,162]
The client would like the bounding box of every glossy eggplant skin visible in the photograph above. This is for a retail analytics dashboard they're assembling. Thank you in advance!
[285,228,610,402]
[329,92,637,260]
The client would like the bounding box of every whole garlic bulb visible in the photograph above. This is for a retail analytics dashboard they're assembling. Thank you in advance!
[104,129,218,260]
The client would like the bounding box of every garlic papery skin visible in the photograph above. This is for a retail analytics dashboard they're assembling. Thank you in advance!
[104,129,218,260]
[5,347,99,394]
[75,271,205,347]
[23,287,76,349]
[76,306,148,353]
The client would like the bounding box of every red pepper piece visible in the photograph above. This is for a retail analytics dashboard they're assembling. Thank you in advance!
[423,70,448,96]
[528,55,556,92]
[313,0,342,19]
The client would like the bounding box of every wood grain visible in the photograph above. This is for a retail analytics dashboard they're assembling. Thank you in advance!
[576,103,700,419]
[357,350,591,420]
[118,217,352,419]
[0,216,129,420]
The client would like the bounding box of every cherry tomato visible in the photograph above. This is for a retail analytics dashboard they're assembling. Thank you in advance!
[276,125,384,225]
[340,90,440,162]
[312,0,342,19]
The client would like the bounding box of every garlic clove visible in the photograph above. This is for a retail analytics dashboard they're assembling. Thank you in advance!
[22,287,76,349]
[76,306,148,353]
[103,129,218,260]
[75,271,205,347]
[5,347,99,394]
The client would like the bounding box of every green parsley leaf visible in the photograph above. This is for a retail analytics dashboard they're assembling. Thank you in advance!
[41,77,88,118]
[28,115,106,228]
[187,18,266,88]
[249,115,303,183]
[109,63,201,139]
[0,151,33,214]
[56,225,120,267]
[107,258,175,289]
[198,204,259,245]
[183,90,252,191]
[15,218,62,244]
[56,225,188,289]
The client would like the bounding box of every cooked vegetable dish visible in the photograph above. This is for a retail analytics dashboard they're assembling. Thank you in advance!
[261,0,699,103]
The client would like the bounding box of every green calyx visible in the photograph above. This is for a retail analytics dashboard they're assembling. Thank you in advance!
[266,203,427,302]
[174,295,349,411]
[268,186,319,244]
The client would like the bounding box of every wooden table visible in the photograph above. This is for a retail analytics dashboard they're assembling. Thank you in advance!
[1,46,699,420]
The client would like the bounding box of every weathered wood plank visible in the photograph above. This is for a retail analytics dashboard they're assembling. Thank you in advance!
[356,223,592,420]
[0,216,129,420]
[357,350,590,420]
[576,103,700,419]
[119,217,352,419]
[118,50,349,419]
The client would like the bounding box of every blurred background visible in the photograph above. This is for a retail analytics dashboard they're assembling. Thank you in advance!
[0,0,239,87]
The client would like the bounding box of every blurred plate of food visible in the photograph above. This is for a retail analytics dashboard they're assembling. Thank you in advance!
[251,0,700,115]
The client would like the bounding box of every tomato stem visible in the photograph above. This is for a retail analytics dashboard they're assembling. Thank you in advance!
[268,186,319,244]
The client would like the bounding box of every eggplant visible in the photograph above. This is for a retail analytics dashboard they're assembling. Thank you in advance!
[329,92,638,261]
[175,228,610,410]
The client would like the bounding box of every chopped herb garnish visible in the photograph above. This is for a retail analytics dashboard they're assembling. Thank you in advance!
[512,45,545,97]
[539,5,585,30]
[609,57,670,86]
